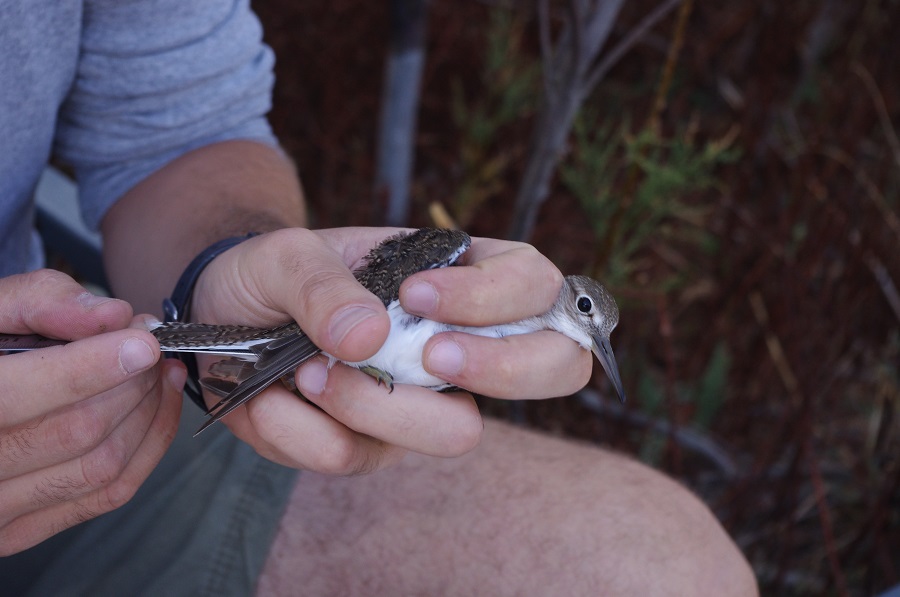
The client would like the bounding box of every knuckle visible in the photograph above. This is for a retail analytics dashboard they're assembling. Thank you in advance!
[314,434,366,476]
[22,268,70,290]
[300,269,352,309]
[266,228,335,294]
[349,450,384,476]
[96,475,140,512]
[16,270,74,322]
[53,408,110,458]
[544,261,565,292]
[270,228,318,271]
[267,229,366,326]
[79,434,130,491]
[522,250,564,305]
[440,406,483,457]
[302,270,370,343]
[53,375,157,459]
[508,244,563,298]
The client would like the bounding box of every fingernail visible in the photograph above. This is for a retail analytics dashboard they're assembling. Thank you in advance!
[427,338,465,377]
[77,291,114,310]
[297,359,328,396]
[404,281,437,315]
[119,338,156,374]
[135,315,162,331]
[329,306,378,346]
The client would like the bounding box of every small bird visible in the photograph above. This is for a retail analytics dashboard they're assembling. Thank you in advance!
[150,228,626,434]
[0,228,625,434]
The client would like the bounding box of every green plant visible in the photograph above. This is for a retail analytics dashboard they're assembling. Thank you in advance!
[560,112,740,288]
[449,8,538,227]
[694,341,730,429]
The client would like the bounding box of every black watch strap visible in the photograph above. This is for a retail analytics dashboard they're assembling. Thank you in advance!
[163,232,260,410]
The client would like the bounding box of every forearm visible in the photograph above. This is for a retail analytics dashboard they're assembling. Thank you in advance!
[101,140,307,315]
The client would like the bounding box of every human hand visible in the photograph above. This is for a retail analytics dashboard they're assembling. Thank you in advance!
[189,228,592,474]
[0,270,185,556]
[400,233,594,398]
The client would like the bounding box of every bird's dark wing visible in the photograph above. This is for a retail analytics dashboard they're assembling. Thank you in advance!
[174,228,473,435]
[151,322,301,356]
[194,332,320,435]
[353,228,471,305]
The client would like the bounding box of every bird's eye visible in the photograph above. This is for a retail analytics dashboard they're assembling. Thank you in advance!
[577,296,593,313]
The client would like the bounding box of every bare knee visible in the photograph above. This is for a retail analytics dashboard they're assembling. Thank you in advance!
[473,421,758,595]
[257,421,758,596]
[604,458,759,596]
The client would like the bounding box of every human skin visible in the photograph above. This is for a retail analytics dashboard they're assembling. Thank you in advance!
[6,138,756,594]
[101,140,593,473]
[0,270,185,555]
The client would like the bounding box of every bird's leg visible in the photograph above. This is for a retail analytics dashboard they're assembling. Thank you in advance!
[357,366,395,393]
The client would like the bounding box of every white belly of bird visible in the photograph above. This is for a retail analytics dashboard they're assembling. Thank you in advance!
[337,302,451,388]
[335,300,544,390]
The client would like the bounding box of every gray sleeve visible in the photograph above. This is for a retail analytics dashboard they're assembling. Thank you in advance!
[55,0,279,230]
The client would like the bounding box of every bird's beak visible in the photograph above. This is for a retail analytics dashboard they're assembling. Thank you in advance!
[591,335,626,403]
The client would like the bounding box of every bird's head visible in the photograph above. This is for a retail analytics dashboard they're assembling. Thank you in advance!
[550,275,626,403]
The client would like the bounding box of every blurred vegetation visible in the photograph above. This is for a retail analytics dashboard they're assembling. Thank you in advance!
[449,8,538,228]
[255,0,900,594]
[561,114,740,287]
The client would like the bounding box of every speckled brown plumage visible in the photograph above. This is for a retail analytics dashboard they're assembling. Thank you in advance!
[353,228,471,306]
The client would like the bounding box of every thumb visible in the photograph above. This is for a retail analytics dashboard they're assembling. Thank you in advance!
[0,269,133,340]
[190,229,390,361]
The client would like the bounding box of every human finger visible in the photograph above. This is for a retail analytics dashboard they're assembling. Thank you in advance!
[398,237,563,326]
[0,328,161,428]
[191,228,392,362]
[0,269,132,339]
[422,330,593,399]
[0,344,173,481]
[0,365,170,526]
[296,357,484,457]
[0,360,184,556]
[214,377,408,475]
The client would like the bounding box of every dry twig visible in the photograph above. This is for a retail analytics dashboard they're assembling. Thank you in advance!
[508,0,683,241]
